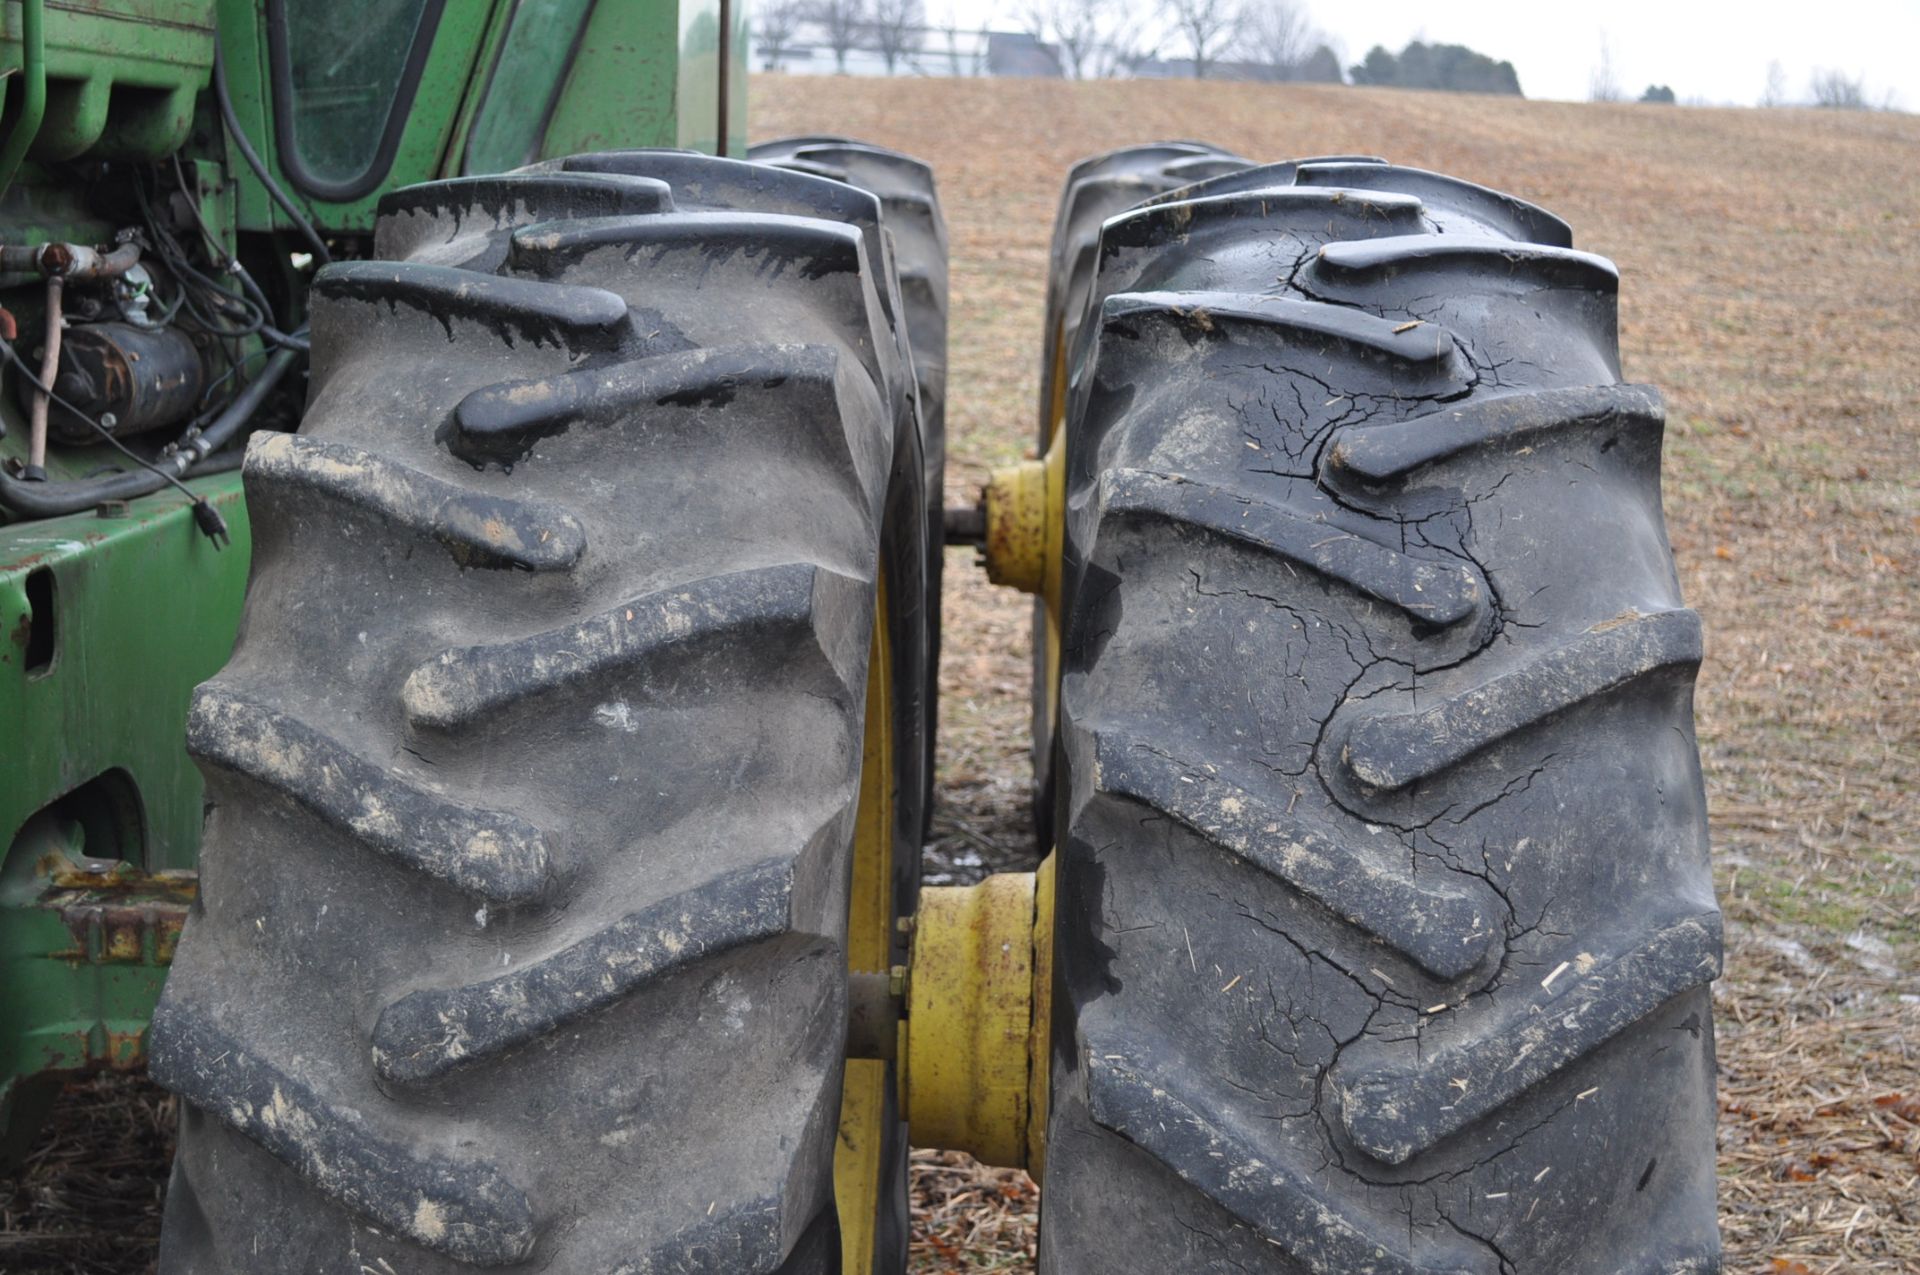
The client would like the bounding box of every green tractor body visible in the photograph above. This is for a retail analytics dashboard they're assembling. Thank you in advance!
[0,0,744,1158]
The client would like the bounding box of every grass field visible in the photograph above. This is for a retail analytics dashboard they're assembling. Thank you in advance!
[5,74,1915,1273]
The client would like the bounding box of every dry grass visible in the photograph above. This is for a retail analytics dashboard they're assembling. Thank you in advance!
[1,1076,172,1273]
[3,76,1913,1273]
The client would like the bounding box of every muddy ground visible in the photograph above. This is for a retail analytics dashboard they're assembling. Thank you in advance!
[4,75,1914,1274]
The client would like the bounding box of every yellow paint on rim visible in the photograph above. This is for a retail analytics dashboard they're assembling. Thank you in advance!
[1026,850,1057,1182]
[1046,316,1069,449]
[1040,315,1071,756]
[835,578,894,1275]
[904,871,1037,1170]
[983,435,1067,761]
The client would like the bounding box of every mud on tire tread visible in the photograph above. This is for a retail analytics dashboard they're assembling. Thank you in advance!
[1039,160,1721,1274]
[150,152,928,1273]
[747,137,947,483]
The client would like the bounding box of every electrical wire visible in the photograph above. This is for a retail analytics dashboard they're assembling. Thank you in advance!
[187,341,276,419]
[167,152,306,350]
[3,337,198,496]
[170,153,229,261]
[2,333,226,541]
[0,96,316,535]
[1,77,319,532]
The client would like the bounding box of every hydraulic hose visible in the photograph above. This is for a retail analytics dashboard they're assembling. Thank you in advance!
[211,41,332,264]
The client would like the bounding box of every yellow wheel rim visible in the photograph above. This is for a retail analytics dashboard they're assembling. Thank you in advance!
[835,576,897,1274]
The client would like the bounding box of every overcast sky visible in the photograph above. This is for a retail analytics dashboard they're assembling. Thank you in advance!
[929,0,1920,107]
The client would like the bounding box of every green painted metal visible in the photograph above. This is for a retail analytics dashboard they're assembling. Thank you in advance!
[0,475,250,1163]
[0,477,249,866]
[461,0,596,175]
[214,0,498,235]
[537,0,743,161]
[208,0,745,234]
[0,814,197,1162]
[1,0,215,168]
[2,0,745,225]
[0,0,47,197]
[0,179,116,283]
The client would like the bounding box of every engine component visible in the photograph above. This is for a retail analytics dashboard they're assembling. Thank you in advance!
[43,322,205,442]
[0,240,142,282]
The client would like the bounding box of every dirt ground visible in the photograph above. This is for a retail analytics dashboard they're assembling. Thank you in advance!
[5,76,1914,1274]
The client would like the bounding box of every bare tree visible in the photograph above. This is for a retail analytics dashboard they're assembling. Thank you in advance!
[813,0,867,72]
[933,3,965,76]
[1760,59,1788,107]
[1809,68,1868,109]
[1024,0,1151,80]
[1588,34,1623,102]
[755,0,806,71]
[1161,0,1241,79]
[870,0,923,73]
[1095,21,1148,78]
[1243,0,1315,80]
[1025,0,1110,80]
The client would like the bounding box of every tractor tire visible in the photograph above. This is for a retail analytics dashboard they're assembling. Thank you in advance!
[748,136,947,495]
[1027,142,1250,847]
[1037,142,1250,447]
[149,156,929,1274]
[749,136,948,822]
[1039,160,1722,1274]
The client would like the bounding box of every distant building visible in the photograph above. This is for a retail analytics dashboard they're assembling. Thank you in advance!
[1132,58,1270,81]
[1133,48,1343,83]
[986,32,1063,78]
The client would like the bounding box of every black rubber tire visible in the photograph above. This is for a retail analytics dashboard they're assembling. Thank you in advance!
[149,156,928,1273]
[1027,143,1250,848]
[748,137,947,495]
[749,136,948,832]
[1039,160,1722,1273]
[1037,142,1250,448]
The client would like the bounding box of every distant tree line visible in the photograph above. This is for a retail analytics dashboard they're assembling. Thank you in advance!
[1349,40,1522,95]
[760,0,1910,113]
[763,0,1517,90]
[1025,0,1348,83]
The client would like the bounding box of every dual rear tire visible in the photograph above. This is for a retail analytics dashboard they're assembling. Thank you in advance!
[153,140,1721,1274]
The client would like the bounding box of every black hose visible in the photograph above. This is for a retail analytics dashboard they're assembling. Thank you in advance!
[165,254,267,334]
[186,446,246,476]
[150,155,311,352]
[0,342,301,519]
[181,343,301,456]
[211,42,332,265]
[168,152,297,341]
[262,325,310,352]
